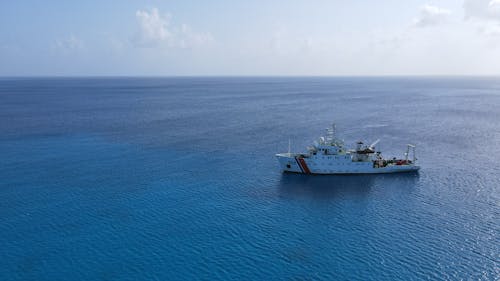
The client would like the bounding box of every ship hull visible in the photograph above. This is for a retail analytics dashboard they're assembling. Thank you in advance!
[276,153,420,175]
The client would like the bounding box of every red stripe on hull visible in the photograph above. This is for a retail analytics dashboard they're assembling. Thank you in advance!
[294,157,304,173]
[298,158,311,174]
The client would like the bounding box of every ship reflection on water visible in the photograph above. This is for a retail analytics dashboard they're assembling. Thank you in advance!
[277,172,420,200]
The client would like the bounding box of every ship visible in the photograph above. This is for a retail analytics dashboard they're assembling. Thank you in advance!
[276,124,420,174]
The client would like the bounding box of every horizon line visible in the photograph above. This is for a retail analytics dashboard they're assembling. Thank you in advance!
[1,74,500,79]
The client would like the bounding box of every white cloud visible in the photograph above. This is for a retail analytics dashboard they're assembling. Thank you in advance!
[477,22,500,36]
[463,0,500,37]
[464,0,500,21]
[52,35,84,54]
[413,4,452,27]
[133,8,171,47]
[132,8,213,48]
[177,24,214,49]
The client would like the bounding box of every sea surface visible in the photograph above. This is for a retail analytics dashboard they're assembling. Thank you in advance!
[0,77,499,280]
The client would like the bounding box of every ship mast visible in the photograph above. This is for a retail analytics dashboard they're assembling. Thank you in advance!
[326,123,336,144]
[406,144,416,162]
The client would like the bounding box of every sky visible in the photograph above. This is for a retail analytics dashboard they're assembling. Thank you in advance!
[1,0,500,76]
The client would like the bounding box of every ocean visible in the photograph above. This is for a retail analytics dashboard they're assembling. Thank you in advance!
[0,77,499,280]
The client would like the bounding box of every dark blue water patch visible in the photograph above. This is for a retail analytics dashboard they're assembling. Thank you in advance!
[0,77,499,280]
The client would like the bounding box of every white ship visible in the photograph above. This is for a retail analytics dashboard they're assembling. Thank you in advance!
[276,124,420,174]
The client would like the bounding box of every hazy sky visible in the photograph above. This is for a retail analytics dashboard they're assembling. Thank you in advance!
[1,0,500,76]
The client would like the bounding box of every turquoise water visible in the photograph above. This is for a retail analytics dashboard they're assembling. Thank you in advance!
[0,77,499,280]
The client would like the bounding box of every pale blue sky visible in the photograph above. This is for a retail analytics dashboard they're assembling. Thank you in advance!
[1,0,499,76]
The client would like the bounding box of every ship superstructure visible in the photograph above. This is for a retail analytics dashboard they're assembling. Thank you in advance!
[276,124,420,174]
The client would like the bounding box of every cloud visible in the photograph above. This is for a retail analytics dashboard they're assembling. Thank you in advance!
[413,4,452,27]
[132,8,213,48]
[133,8,171,47]
[464,0,500,21]
[477,22,500,36]
[463,0,500,37]
[177,24,214,49]
[52,35,84,54]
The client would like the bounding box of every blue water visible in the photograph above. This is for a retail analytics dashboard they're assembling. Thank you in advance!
[0,77,499,280]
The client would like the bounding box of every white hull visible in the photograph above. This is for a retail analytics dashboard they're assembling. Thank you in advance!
[276,153,420,175]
